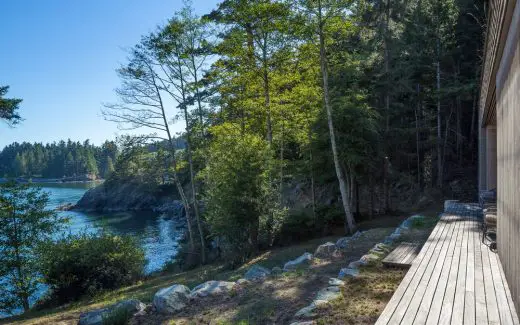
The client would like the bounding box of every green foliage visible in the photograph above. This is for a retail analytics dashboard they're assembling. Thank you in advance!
[0,140,118,179]
[0,182,64,313]
[38,232,145,303]
[202,123,283,263]
[0,85,22,126]
[102,306,132,325]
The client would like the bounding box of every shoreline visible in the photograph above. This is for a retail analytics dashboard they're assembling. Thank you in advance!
[0,178,104,184]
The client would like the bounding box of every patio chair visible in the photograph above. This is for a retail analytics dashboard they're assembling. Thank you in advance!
[480,189,497,249]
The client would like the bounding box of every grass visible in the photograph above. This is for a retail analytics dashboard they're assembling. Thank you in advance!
[2,212,439,325]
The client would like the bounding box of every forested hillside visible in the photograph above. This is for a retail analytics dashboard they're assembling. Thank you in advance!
[99,0,485,264]
[0,140,117,179]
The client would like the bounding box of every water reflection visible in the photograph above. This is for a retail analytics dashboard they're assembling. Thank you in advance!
[35,183,185,274]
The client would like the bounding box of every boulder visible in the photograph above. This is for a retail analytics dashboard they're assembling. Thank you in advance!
[235,278,250,286]
[78,299,145,325]
[348,260,364,269]
[244,265,271,281]
[352,231,362,239]
[335,237,350,249]
[328,278,345,286]
[190,280,236,298]
[314,286,342,303]
[314,242,340,259]
[153,284,191,314]
[338,267,360,279]
[283,252,313,271]
[294,303,318,318]
[360,253,380,264]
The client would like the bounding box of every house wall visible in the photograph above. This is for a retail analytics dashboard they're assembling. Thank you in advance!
[497,0,520,313]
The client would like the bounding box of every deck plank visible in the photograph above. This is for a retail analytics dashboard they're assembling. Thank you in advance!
[375,216,449,325]
[386,215,452,324]
[383,243,420,268]
[465,216,476,325]
[474,216,489,325]
[375,205,519,325]
[425,213,463,325]
[404,214,458,325]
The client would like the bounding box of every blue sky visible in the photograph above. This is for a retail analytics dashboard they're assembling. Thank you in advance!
[0,0,220,148]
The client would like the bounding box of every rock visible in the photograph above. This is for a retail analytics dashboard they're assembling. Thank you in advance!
[290,322,316,325]
[335,237,350,249]
[348,260,363,269]
[314,286,342,303]
[78,299,145,325]
[190,280,236,298]
[314,242,341,259]
[244,265,271,281]
[283,252,313,271]
[235,278,250,286]
[352,231,362,239]
[153,284,191,314]
[294,303,318,318]
[271,266,283,275]
[360,253,380,264]
[328,278,345,286]
[338,267,360,279]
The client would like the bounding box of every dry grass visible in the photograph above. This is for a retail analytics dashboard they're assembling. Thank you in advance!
[2,214,438,325]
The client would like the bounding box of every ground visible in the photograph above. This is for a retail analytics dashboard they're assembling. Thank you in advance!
[2,213,438,325]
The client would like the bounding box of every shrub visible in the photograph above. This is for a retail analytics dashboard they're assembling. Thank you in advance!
[39,232,145,303]
[102,306,132,325]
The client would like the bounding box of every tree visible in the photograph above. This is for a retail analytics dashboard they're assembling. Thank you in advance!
[298,0,357,234]
[203,123,277,262]
[0,86,22,126]
[0,182,64,314]
[102,41,197,253]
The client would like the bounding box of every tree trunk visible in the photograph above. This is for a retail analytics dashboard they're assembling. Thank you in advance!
[415,84,421,187]
[176,59,206,264]
[436,4,443,188]
[317,0,356,234]
[368,172,375,219]
[151,71,195,250]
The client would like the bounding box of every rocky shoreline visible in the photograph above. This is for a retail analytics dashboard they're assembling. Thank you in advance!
[73,181,183,213]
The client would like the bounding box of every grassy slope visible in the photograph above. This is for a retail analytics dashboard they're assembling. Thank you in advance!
[2,210,439,325]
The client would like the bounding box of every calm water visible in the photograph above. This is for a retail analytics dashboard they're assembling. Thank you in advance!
[40,182,185,273]
[1,182,185,317]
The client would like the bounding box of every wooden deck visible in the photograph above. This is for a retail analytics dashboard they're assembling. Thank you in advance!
[382,242,420,268]
[376,212,520,325]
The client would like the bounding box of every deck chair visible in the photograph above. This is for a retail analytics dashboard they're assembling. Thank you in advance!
[480,190,497,249]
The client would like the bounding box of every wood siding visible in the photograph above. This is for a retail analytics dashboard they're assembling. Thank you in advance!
[480,0,515,126]
[497,10,520,314]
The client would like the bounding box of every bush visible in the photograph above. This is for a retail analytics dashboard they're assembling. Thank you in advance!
[102,306,132,325]
[39,232,145,303]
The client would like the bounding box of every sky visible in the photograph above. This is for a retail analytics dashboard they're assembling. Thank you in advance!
[0,0,220,148]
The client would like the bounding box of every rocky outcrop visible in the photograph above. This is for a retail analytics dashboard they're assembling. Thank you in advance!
[153,284,191,314]
[74,181,182,213]
[77,299,145,325]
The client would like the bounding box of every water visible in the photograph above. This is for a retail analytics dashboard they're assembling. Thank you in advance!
[0,182,185,317]
[39,182,185,273]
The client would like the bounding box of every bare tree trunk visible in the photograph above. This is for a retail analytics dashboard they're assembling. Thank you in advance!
[151,71,195,250]
[436,3,443,188]
[308,130,318,228]
[368,172,375,219]
[263,43,273,145]
[176,59,206,264]
[280,116,284,205]
[318,0,356,234]
[415,84,421,187]
[383,0,391,213]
